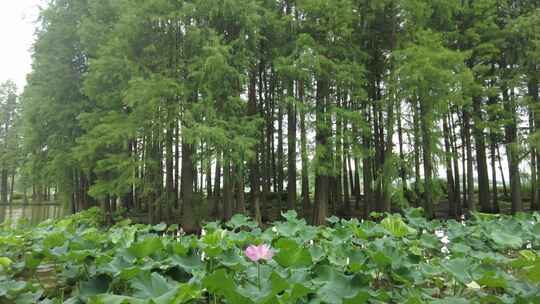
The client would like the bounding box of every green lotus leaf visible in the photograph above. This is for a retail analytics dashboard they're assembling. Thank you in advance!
[273,238,312,268]
[488,231,523,249]
[381,215,417,238]
[126,237,163,259]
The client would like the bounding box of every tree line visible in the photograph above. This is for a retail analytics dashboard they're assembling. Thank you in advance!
[15,0,540,231]
[0,81,21,209]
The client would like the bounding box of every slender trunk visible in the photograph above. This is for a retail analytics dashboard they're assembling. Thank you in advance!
[504,88,522,214]
[193,144,199,193]
[262,66,271,212]
[449,112,462,215]
[361,106,373,217]
[347,155,355,206]
[223,158,233,221]
[0,169,7,204]
[443,115,456,218]
[271,108,277,193]
[413,100,422,207]
[174,123,180,207]
[412,100,421,201]
[313,79,329,225]
[166,123,175,220]
[335,98,344,212]
[420,99,434,219]
[373,102,383,211]
[343,151,350,214]
[529,110,537,210]
[300,82,310,214]
[397,104,407,189]
[199,145,204,193]
[496,146,508,197]
[463,109,475,212]
[278,92,284,195]
[472,96,491,212]
[236,166,246,214]
[250,153,262,225]
[270,74,277,192]
[354,156,361,210]
[528,72,540,210]
[491,137,499,213]
[343,117,351,215]
[287,83,297,210]
[181,142,197,232]
[381,96,395,212]
[8,172,15,205]
[206,153,212,198]
[488,91,500,213]
[248,68,262,224]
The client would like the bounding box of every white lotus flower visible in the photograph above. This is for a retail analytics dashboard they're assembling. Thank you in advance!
[466,281,481,290]
[441,236,450,244]
[441,246,450,254]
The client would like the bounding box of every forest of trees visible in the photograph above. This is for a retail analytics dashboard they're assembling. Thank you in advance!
[5,0,540,231]
[0,81,21,209]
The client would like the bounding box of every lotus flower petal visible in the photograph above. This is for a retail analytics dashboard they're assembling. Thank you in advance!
[245,244,274,262]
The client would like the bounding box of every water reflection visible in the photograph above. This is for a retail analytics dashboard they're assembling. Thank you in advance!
[0,203,64,226]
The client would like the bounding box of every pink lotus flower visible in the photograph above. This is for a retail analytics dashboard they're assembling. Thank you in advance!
[244,244,274,262]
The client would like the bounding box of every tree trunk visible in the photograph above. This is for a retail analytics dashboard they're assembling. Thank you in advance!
[529,110,537,210]
[361,106,373,217]
[443,116,456,218]
[299,81,310,215]
[247,68,262,224]
[287,83,297,210]
[335,99,344,212]
[278,93,284,195]
[223,158,233,221]
[488,89,500,213]
[236,166,246,214]
[420,99,434,219]
[463,109,475,212]
[381,95,395,213]
[413,100,422,206]
[206,153,212,198]
[174,124,180,207]
[528,73,540,210]
[8,172,15,205]
[472,96,491,212]
[313,79,329,225]
[165,123,175,220]
[397,104,407,190]
[496,145,508,197]
[343,148,351,214]
[449,112,462,215]
[0,169,8,204]
[504,89,522,214]
[212,152,221,217]
[354,156,361,210]
[181,142,197,233]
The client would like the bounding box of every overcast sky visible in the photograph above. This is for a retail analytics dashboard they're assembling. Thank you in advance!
[0,0,43,92]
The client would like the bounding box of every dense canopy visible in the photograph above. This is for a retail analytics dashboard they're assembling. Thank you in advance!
[2,0,539,230]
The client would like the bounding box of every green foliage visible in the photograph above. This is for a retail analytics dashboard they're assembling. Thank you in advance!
[1,209,540,303]
[13,0,540,232]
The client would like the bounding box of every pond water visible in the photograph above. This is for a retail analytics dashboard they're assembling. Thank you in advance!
[0,204,64,226]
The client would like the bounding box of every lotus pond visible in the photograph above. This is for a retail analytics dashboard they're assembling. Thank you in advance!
[1,208,540,304]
